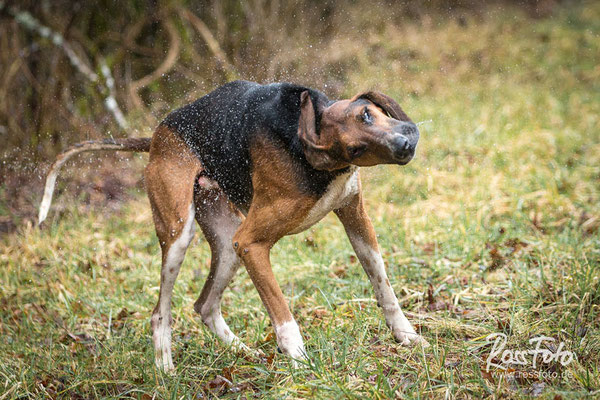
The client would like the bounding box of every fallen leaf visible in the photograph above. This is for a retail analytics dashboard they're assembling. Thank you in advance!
[332,264,347,278]
[485,243,505,271]
[262,331,275,343]
[116,308,133,321]
[426,284,452,311]
[205,375,232,395]
[222,366,237,382]
[230,381,254,393]
[497,318,510,332]
[312,308,329,319]
[266,352,275,366]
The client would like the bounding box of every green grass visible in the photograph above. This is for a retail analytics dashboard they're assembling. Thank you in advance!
[1,2,600,398]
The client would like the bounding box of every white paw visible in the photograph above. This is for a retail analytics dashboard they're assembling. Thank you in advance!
[154,346,175,373]
[279,345,308,368]
[393,329,429,348]
[152,316,175,373]
[230,338,251,353]
[275,321,308,366]
[231,338,266,360]
[286,343,308,361]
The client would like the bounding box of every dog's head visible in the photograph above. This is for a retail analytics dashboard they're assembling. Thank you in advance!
[298,90,419,171]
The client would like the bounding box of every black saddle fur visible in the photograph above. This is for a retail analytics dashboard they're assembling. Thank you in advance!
[162,80,348,210]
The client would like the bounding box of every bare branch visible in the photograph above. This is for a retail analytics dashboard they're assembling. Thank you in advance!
[4,4,98,82]
[127,18,180,127]
[129,19,181,91]
[179,8,238,81]
[100,60,128,130]
[2,3,129,131]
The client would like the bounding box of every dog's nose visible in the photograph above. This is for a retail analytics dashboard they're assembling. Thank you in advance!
[392,135,411,158]
[394,135,410,153]
[391,122,419,163]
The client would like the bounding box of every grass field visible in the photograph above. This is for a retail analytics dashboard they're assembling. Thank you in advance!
[1,2,599,399]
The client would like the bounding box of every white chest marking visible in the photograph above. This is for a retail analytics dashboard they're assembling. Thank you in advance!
[290,167,359,234]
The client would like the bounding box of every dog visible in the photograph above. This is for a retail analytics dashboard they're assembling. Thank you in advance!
[38,80,427,371]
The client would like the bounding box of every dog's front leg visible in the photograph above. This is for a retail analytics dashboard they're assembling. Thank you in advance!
[335,191,428,347]
[230,192,315,363]
[232,235,306,363]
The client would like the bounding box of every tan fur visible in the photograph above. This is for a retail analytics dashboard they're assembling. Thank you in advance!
[144,126,201,337]
[321,100,402,167]
[232,135,317,326]
[145,126,202,253]
[38,88,424,372]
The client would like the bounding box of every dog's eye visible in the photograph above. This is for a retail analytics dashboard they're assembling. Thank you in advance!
[348,145,367,159]
[361,107,373,125]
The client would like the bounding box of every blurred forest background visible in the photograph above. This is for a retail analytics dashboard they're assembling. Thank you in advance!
[0,0,582,230]
[1,1,599,397]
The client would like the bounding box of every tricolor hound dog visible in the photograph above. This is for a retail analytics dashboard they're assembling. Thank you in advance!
[39,80,427,371]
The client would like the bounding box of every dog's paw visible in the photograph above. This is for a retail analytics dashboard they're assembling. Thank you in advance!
[230,338,252,353]
[278,340,308,365]
[275,321,308,367]
[285,346,309,368]
[393,330,430,348]
[235,342,265,361]
[155,352,175,374]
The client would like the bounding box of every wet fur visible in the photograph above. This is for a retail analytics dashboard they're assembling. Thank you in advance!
[38,80,426,372]
[162,80,349,211]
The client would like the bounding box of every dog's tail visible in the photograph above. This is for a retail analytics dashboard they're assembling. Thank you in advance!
[38,138,151,226]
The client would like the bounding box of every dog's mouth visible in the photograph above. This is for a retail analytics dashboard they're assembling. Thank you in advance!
[394,153,415,165]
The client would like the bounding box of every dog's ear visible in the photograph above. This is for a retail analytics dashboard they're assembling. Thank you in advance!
[298,91,338,170]
[353,91,412,122]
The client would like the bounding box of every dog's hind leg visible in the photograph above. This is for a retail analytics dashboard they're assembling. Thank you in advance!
[193,183,250,351]
[145,126,202,372]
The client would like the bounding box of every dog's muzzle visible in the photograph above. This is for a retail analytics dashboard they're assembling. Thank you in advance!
[390,122,419,164]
